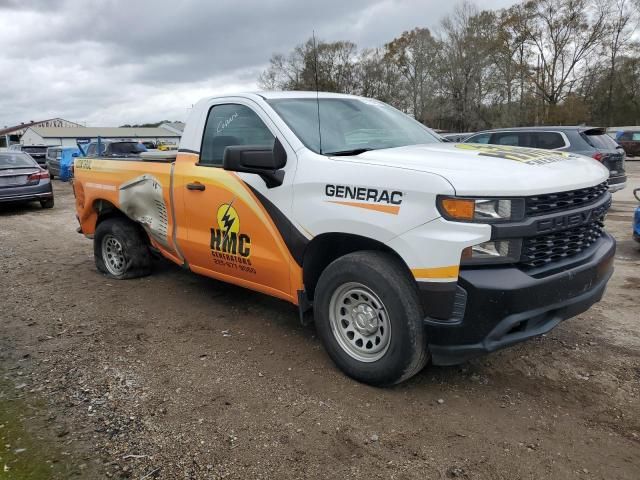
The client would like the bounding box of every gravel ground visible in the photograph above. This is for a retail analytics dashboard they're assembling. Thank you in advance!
[1,165,639,479]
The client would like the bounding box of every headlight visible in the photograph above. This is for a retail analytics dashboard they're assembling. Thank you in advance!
[437,197,525,222]
[461,239,522,265]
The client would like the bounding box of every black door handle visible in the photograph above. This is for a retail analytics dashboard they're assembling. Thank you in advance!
[187,182,205,191]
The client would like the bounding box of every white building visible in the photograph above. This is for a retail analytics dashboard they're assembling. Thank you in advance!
[20,127,181,147]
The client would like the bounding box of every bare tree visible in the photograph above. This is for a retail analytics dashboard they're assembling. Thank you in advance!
[603,0,638,123]
[384,28,439,122]
[522,0,608,120]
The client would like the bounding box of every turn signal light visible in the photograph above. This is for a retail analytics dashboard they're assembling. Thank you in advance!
[440,198,475,220]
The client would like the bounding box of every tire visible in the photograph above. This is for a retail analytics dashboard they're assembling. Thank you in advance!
[314,251,429,386]
[94,217,152,279]
[40,198,54,209]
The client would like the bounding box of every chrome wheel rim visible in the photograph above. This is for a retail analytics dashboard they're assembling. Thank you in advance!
[328,282,391,362]
[102,234,126,276]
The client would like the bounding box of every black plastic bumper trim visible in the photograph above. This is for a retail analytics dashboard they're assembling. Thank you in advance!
[417,281,458,320]
[426,232,615,365]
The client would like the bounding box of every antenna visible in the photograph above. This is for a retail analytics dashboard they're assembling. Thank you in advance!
[312,30,323,154]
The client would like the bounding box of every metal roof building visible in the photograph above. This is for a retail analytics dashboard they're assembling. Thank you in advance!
[20,126,181,147]
[0,118,84,148]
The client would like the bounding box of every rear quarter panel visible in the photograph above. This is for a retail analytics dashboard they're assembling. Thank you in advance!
[74,157,179,259]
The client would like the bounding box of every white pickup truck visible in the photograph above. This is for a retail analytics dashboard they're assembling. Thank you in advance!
[74,92,615,385]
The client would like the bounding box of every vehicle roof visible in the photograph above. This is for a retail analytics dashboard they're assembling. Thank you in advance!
[473,126,604,133]
[204,91,365,101]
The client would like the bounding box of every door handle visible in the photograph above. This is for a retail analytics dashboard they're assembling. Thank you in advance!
[187,182,206,191]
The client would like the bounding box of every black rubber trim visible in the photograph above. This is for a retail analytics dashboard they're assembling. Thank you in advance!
[178,148,199,155]
[416,281,458,320]
[244,183,308,266]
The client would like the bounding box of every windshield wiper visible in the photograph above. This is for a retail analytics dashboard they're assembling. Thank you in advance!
[325,148,375,156]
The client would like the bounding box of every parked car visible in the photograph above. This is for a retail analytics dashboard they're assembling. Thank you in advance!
[634,188,640,242]
[46,146,80,179]
[7,144,51,168]
[82,140,147,157]
[464,126,627,192]
[441,132,475,143]
[74,91,614,386]
[614,130,640,157]
[0,151,54,208]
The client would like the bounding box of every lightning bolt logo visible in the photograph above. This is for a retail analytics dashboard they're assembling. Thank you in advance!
[221,204,235,233]
[217,199,239,244]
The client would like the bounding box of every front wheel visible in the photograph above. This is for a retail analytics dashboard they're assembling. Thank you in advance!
[314,251,429,386]
[94,217,152,279]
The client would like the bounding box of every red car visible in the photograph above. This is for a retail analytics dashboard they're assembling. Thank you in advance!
[616,130,640,157]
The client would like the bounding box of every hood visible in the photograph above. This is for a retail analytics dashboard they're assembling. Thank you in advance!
[340,143,609,196]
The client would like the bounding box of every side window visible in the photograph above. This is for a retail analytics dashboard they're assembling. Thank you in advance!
[200,104,275,166]
[632,132,640,141]
[533,132,566,149]
[87,144,96,156]
[618,132,632,141]
[466,133,491,144]
[491,132,523,146]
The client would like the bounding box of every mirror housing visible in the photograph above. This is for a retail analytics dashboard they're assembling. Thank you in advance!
[223,137,287,188]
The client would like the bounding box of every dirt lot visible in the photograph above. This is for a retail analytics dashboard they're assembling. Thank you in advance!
[1,166,639,480]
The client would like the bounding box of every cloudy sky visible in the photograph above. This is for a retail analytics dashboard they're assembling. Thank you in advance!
[0,0,516,128]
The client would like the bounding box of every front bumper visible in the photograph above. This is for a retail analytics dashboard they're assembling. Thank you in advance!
[426,232,615,365]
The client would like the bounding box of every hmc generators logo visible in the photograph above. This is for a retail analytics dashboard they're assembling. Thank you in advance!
[210,202,251,259]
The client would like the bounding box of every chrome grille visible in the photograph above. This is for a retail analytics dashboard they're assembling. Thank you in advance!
[525,182,608,216]
[520,217,605,268]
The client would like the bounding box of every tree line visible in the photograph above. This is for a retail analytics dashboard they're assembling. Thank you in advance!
[258,0,640,132]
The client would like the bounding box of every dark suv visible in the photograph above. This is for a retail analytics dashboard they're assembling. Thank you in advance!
[464,127,627,192]
[7,144,51,168]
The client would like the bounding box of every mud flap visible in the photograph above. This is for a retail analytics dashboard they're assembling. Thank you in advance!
[297,290,313,326]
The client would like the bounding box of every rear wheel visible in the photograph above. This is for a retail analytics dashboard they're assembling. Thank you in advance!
[314,251,429,386]
[40,198,54,209]
[94,217,151,279]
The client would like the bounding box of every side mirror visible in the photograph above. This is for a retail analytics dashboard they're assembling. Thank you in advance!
[223,137,287,188]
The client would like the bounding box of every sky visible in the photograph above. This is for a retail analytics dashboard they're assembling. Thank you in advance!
[0,0,516,128]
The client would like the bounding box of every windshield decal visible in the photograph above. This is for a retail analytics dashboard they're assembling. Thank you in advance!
[455,144,571,165]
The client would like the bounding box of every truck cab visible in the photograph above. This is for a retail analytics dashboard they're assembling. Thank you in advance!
[73,92,615,386]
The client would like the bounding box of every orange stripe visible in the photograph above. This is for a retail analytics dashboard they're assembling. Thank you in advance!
[327,200,400,215]
[411,266,460,279]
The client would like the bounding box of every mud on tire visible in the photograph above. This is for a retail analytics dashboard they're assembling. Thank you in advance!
[314,250,429,386]
[94,217,152,279]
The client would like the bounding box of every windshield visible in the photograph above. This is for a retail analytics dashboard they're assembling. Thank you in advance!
[267,97,441,155]
[109,142,146,155]
[0,152,36,169]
